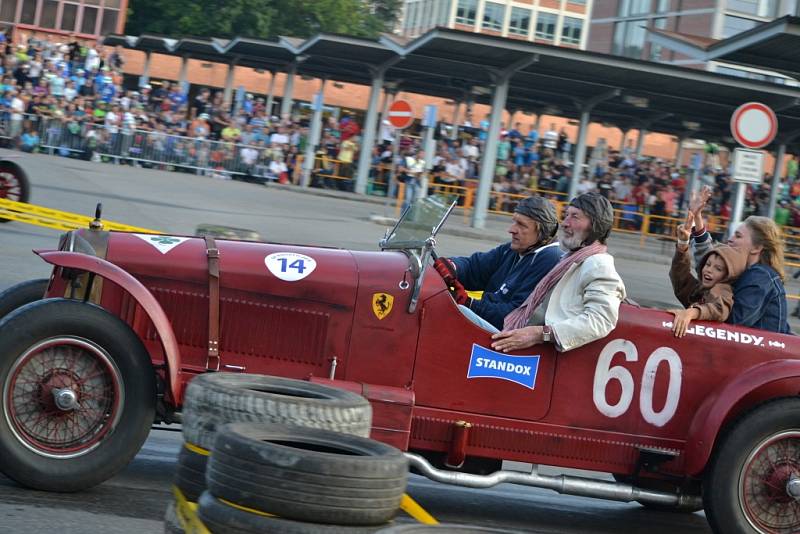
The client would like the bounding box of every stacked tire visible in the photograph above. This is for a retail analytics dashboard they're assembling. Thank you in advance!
[172,373,373,503]
[198,423,409,533]
[169,373,413,533]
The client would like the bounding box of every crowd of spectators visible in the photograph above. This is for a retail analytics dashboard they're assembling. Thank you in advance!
[1,30,799,239]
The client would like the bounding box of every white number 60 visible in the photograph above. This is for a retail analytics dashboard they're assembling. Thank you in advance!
[592,339,682,427]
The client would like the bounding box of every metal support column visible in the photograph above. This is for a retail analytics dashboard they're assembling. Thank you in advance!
[301,79,327,188]
[767,143,787,219]
[222,61,236,111]
[140,51,152,88]
[620,129,628,154]
[265,70,276,117]
[280,63,297,118]
[568,89,621,200]
[178,55,189,90]
[354,67,386,195]
[450,100,461,140]
[675,137,686,168]
[635,129,647,161]
[472,56,538,229]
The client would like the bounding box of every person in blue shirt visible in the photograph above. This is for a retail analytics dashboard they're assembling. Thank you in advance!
[433,196,562,330]
[690,187,790,334]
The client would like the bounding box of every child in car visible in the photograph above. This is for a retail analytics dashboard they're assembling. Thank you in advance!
[669,211,747,337]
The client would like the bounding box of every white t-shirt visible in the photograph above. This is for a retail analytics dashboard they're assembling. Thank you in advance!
[10,97,24,120]
[104,111,119,134]
[241,146,258,165]
[269,132,289,145]
[543,129,558,149]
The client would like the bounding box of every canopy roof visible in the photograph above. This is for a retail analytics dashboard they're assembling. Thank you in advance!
[648,15,800,79]
[105,25,800,151]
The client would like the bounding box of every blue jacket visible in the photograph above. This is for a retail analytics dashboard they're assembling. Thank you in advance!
[451,242,562,330]
[694,231,790,334]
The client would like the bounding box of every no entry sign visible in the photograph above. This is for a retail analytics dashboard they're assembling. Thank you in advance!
[730,102,778,149]
[388,100,414,129]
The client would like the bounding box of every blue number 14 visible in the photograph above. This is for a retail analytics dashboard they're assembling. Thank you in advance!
[278,258,306,273]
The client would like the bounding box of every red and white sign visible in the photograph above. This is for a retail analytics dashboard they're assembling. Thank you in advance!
[730,102,778,149]
[388,99,414,129]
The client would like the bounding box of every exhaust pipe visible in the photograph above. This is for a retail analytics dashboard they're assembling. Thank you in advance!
[405,452,702,509]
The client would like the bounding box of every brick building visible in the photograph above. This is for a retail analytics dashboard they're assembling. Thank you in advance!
[0,0,126,39]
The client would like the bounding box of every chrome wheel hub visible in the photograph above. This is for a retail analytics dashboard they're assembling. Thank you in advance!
[53,387,79,411]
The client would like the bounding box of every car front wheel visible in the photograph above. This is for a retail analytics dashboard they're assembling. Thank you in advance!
[703,397,800,534]
[0,298,156,492]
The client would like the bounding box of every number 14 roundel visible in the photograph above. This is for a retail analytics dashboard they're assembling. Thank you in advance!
[265,252,317,282]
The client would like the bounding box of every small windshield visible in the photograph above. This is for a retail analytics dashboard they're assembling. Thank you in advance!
[381,196,455,250]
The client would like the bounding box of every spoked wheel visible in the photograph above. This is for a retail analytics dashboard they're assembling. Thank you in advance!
[5,336,122,458]
[704,398,800,534]
[0,160,30,222]
[738,431,800,533]
[0,298,155,492]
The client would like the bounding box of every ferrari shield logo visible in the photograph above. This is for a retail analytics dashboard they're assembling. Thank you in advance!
[372,293,394,320]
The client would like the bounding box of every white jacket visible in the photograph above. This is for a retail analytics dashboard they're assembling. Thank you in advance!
[547,253,626,352]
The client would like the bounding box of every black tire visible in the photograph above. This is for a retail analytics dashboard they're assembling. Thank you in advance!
[197,491,384,534]
[611,474,703,513]
[0,279,49,322]
[0,160,30,222]
[164,501,184,534]
[208,423,408,526]
[376,526,515,533]
[703,397,800,534]
[0,298,156,492]
[175,443,209,503]
[181,373,372,450]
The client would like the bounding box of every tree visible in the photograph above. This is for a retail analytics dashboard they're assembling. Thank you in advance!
[126,0,400,39]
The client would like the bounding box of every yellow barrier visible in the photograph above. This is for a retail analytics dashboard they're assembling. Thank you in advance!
[0,198,160,234]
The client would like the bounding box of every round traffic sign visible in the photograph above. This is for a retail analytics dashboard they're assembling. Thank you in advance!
[730,102,777,149]
[388,99,414,129]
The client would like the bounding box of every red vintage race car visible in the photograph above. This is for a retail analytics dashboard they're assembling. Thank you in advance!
[0,198,797,534]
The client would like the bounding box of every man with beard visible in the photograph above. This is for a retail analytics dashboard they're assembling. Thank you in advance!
[433,196,562,330]
[491,192,625,352]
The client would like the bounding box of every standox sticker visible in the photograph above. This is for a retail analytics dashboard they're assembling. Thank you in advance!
[467,344,540,390]
[265,252,317,282]
[134,234,190,254]
[372,292,394,320]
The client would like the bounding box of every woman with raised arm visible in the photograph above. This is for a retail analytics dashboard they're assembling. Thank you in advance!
[689,186,790,333]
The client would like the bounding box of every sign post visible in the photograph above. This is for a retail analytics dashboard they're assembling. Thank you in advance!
[420,104,437,199]
[385,100,414,212]
[728,102,778,233]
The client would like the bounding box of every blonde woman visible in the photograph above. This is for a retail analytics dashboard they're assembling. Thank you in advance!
[690,187,790,333]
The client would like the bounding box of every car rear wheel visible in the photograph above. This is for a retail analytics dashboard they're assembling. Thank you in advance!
[0,298,156,492]
[0,278,49,322]
[0,160,30,222]
[703,397,800,534]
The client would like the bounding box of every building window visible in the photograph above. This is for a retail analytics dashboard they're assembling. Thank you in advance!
[619,0,651,16]
[727,0,778,18]
[100,8,118,35]
[81,5,98,34]
[568,0,587,4]
[561,16,582,45]
[508,6,531,36]
[0,0,17,23]
[613,19,647,58]
[482,2,504,31]
[61,3,78,31]
[656,0,670,12]
[19,0,35,24]
[650,17,667,60]
[722,15,758,37]
[535,12,557,41]
[405,1,417,30]
[439,0,452,25]
[40,0,58,28]
[455,0,477,25]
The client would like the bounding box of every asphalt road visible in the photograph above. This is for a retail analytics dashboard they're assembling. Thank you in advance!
[0,152,726,533]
